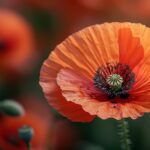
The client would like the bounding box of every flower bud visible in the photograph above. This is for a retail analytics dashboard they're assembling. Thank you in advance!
[0,100,24,116]
[18,125,34,144]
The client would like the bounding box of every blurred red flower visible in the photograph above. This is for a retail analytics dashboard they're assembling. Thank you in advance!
[0,98,52,150]
[0,9,35,76]
[114,0,150,19]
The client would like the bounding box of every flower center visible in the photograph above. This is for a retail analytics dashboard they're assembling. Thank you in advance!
[106,74,123,87]
[93,63,135,100]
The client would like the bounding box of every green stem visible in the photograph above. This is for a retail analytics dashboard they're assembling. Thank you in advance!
[26,143,31,150]
[118,119,131,150]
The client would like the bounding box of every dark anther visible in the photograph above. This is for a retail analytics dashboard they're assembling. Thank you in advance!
[120,93,130,99]
[93,63,135,100]
[108,94,116,99]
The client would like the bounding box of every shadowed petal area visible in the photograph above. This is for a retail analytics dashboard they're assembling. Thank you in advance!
[118,28,144,69]
[42,82,95,122]
[56,68,107,115]
[40,60,95,122]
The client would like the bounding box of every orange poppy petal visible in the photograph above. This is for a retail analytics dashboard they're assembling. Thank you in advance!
[56,68,109,116]
[57,68,149,119]
[131,63,150,96]
[41,82,95,122]
[49,23,119,79]
[40,60,95,122]
[130,95,150,109]
[118,28,144,69]
[96,102,149,120]
[119,103,149,119]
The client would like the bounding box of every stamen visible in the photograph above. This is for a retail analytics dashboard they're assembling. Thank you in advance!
[93,63,135,100]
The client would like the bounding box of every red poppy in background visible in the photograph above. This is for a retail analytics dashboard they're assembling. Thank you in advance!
[0,98,52,150]
[114,0,150,19]
[0,9,35,75]
[40,22,150,121]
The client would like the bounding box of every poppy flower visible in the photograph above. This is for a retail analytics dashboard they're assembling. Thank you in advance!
[40,22,150,121]
[0,9,35,75]
[0,98,52,150]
